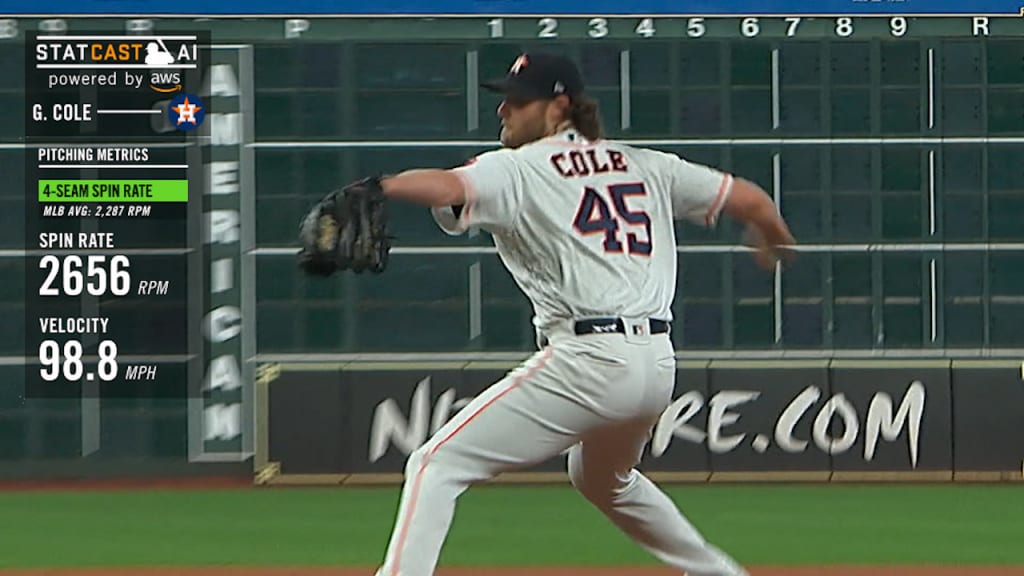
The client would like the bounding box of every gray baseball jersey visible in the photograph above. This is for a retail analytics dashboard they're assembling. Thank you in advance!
[433,129,734,332]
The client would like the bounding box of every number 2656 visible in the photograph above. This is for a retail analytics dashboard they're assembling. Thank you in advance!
[39,254,131,297]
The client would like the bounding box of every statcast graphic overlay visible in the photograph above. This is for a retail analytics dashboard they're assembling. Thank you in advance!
[25,32,208,399]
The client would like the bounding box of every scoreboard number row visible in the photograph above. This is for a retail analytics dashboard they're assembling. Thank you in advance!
[0,16,1005,40]
[488,16,922,38]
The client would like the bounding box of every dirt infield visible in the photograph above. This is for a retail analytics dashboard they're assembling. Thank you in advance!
[4,566,1024,576]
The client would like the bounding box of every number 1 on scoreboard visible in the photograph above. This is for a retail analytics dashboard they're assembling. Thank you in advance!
[488,18,503,38]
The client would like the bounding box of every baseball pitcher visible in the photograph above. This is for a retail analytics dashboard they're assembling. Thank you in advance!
[299,51,795,576]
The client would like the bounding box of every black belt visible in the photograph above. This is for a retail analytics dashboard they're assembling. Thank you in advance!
[574,318,670,336]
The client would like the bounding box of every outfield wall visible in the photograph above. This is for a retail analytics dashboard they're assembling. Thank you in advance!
[258,360,1024,484]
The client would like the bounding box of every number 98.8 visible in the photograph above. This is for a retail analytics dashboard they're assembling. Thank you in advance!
[38,340,119,382]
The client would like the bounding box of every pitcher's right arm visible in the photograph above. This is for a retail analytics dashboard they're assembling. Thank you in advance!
[660,150,795,270]
[720,177,796,270]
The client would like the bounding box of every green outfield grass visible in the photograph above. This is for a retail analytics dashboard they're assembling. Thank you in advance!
[1,485,1022,568]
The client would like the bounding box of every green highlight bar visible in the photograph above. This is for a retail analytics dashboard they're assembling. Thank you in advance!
[38,180,188,202]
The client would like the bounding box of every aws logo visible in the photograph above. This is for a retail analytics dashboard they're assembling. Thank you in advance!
[150,71,182,93]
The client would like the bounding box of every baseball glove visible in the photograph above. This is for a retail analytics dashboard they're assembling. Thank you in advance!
[297,176,392,276]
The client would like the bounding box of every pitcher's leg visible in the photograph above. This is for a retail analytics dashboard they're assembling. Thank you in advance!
[567,420,748,576]
[375,435,480,576]
[376,347,599,576]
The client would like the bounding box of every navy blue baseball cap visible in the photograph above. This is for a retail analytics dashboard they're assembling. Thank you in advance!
[481,52,585,102]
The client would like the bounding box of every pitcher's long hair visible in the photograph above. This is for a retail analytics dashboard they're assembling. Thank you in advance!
[569,94,604,141]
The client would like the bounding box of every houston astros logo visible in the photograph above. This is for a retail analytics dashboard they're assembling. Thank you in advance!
[167,93,206,131]
[509,54,529,75]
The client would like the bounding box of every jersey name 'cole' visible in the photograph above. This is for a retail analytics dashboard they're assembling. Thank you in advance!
[549,148,628,178]
[432,129,733,333]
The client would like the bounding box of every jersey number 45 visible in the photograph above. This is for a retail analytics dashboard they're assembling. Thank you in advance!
[572,183,652,256]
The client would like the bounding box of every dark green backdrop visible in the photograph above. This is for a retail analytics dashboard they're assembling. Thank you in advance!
[0,17,1021,468]
[245,37,1024,354]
